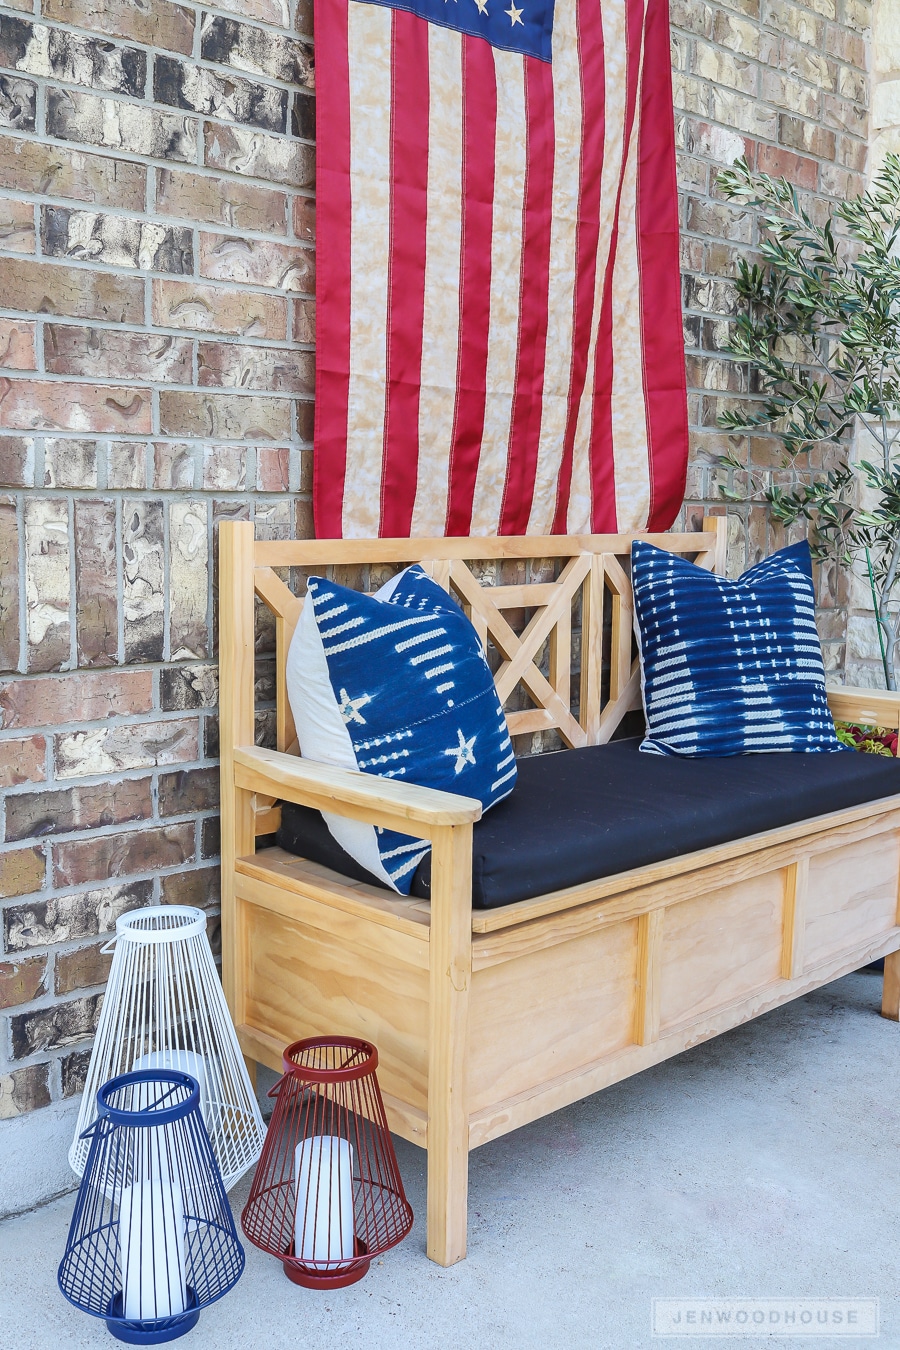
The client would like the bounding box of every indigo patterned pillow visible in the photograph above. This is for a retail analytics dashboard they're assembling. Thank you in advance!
[285,564,516,892]
[631,539,843,757]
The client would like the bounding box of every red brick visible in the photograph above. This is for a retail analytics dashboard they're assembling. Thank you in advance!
[159,864,219,909]
[159,390,292,440]
[292,195,315,242]
[4,778,152,841]
[0,496,19,671]
[0,1063,51,1118]
[257,446,290,491]
[44,326,192,382]
[0,845,45,898]
[152,279,287,339]
[0,955,47,1009]
[54,717,198,778]
[0,138,145,210]
[0,435,33,488]
[197,342,314,394]
[156,168,288,234]
[0,735,45,787]
[0,258,143,324]
[43,0,195,53]
[0,669,153,729]
[0,379,152,434]
[53,822,195,887]
[293,299,315,345]
[74,498,118,667]
[756,145,819,190]
[55,942,114,996]
[0,198,35,253]
[0,320,37,371]
[108,441,148,489]
[198,234,315,293]
[204,121,315,189]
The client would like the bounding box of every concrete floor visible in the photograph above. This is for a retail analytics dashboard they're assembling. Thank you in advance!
[1,970,897,1350]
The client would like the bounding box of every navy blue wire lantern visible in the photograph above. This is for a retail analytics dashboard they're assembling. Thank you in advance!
[58,1069,245,1344]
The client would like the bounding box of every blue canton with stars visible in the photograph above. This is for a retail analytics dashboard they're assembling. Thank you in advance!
[355,0,554,63]
[632,540,845,758]
[308,564,517,892]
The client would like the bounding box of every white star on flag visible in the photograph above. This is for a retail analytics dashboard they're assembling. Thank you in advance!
[506,1,523,23]
[338,688,372,724]
[473,0,488,11]
[444,729,477,774]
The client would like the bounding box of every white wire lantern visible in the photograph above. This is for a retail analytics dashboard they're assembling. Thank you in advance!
[70,906,265,1191]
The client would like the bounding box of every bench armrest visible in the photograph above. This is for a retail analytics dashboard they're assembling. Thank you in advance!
[231,745,482,838]
[827,686,900,732]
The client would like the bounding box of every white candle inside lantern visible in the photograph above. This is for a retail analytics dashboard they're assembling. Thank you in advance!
[294,1136,355,1265]
[131,1049,208,1125]
[118,1179,187,1321]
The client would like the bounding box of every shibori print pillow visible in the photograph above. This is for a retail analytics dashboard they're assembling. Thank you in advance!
[631,539,844,757]
[285,564,517,893]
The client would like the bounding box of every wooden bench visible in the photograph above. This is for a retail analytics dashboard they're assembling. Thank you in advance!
[218,519,900,1267]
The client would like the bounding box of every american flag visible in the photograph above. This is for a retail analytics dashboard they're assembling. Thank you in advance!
[313,0,688,538]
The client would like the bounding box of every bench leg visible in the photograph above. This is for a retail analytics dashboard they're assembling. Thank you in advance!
[882,950,900,1021]
[427,1098,469,1266]
[427,822,473,1267]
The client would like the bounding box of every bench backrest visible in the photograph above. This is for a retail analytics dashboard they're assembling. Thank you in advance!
[219,520,728,837]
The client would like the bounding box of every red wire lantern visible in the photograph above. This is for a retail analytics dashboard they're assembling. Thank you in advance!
[241,1037,413,1289]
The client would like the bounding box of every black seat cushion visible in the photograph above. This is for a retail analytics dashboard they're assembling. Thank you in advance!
[276,739,900,910]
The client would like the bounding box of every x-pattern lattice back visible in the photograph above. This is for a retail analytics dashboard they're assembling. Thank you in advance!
[248,527,725,780]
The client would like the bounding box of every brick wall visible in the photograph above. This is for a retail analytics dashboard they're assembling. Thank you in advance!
[673,0,871,683]
[0,0,871,1137]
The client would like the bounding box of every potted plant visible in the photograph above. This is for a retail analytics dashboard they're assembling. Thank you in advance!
[715,152,900,693]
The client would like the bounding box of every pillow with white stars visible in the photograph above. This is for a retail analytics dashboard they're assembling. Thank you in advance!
[285,564,517,893]
[631,538,843,757]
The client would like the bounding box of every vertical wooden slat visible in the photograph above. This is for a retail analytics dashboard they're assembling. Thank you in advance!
[781,857,809,980]
[580,556,604,744]
[549,604,571,707]
[427,821,473,1267]
[275,606,298,754]
[218,521,258,1078]
[633,908,663,1046]
[698,514,728,576]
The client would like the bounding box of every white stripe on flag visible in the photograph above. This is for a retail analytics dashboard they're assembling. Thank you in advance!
[469,49,527,535]
[342,1,393,539]
[566,0,628,533]
[527,0,581,536]
[411,25,463,537]
[610,0,651,529]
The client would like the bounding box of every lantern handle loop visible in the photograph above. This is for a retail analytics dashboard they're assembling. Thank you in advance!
[78,1118,104,1142]
[267,1077,286,1100]
[99,933,119,955]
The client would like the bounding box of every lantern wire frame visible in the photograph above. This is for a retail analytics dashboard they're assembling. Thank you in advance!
[58,1069,245,1344]
[69,906,265,1191]
[241,1037,414,1289]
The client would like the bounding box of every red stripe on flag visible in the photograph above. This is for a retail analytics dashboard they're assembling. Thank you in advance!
[551,0,605,535]
[444,36,497,537]
[638,0,688,531]
[312,0,352,538]
[379,10,430,537]
[587,0,645,532]
[499,55,555,537]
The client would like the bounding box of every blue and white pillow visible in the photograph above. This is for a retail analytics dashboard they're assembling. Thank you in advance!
[285,565,516,892]
[631,539,843,757]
